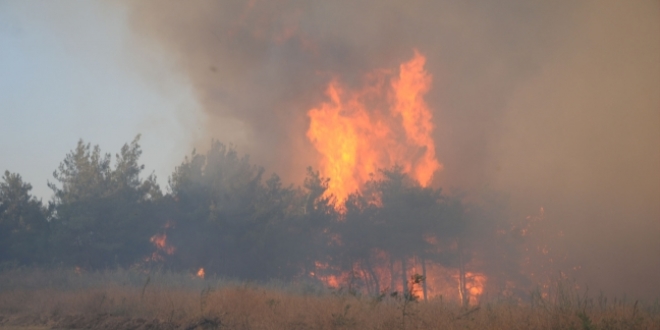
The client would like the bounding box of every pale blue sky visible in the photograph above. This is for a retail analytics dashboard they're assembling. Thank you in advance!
[0,1,202,200]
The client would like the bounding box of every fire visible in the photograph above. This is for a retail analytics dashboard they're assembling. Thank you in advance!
[148,233,175,261]
[307,50,442,203]
[391,51,440,186]
[150,233,175,255]
[305,51,473,301]
[463,272,487,305]
[196,267,205,279]
[313,261,343,288]
[310,253,487,303]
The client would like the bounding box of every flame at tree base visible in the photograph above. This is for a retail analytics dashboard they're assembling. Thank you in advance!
[311,253,485,304]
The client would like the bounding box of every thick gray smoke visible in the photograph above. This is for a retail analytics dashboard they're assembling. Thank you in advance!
[117,0,659,299]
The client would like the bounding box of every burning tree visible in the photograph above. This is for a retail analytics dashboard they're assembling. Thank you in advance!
[313,166,470,302]
[300,50,540,304]
[303,49,486,302]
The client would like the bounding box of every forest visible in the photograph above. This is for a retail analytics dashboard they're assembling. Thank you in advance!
[0,136,558,305]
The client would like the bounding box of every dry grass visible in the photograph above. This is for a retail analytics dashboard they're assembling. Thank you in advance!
[0,268,658,329]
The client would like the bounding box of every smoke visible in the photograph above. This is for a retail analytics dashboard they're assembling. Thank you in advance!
[116,0,660,298]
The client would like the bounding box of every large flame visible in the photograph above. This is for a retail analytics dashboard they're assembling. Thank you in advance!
[306,50,442,203]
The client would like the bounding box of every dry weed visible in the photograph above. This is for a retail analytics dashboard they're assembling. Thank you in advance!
[0,268,658,329]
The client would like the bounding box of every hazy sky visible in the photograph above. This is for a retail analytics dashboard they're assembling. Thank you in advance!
[0,1,201,200]
[1,0,658,298]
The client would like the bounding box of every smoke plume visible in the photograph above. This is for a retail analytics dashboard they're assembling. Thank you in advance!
[117,0,660,298]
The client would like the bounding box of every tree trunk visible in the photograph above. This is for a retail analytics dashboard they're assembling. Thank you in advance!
[362,267,374,296]
[401,257,408,297]
[458,250,468,307]
[365,258,380,295]
[421,256,428,301]
[389,255,396,294]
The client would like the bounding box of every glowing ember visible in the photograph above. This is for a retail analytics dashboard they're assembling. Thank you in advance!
[307,50,442,203]
[197,267,205,279]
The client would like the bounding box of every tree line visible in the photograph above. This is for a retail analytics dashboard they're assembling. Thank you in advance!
[0,136,543,302]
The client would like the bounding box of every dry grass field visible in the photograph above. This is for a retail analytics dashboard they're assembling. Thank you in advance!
[0,268,658,330]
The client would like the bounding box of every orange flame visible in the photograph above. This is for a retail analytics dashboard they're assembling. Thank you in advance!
[391,52,440,185]
[313,261,343,288]
[149,233,175,261]
[196,267,205,279]
[307,50,442,203]
[310,252,487,303]
[464,272,487,305]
